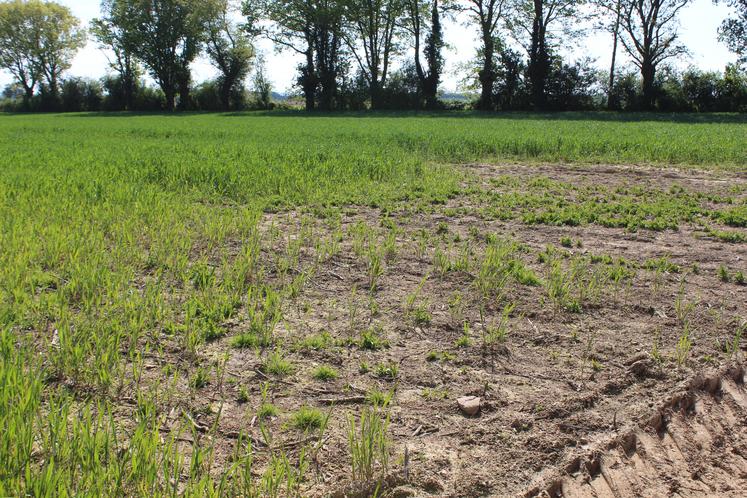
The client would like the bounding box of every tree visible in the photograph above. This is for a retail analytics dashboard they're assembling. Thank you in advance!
[252,52,272,108]
[91,0,140,110]
[593,0,623,109]
[493,39,526,109]
[716,0,747,67]
[403,0,445,108]
[244,0,314,110]
[506,0,585,110]
[0,0,84,107]
[108,0,213,110]
[342,0,405,109]
[0,0,40,106]
[461,0,508,110]
[244,0,345,110]
[619,0,690,110]
[313,0,345,110]
[205,0,254,110]
[31,1,85,102]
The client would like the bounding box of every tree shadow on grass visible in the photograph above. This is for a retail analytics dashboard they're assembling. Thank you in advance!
[219,109,747,124]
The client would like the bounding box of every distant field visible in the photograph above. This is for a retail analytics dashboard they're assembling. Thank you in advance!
[1,112,746,497]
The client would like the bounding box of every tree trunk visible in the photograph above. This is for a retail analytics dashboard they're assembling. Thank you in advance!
[164,87,176,111]
[301,48,316,111]
[220,77,233,111]
[49,78,58,100]
[302,75,315,111]
[370,79,381,110]
[124,76,135,111]
[529,1,549,110]
[178,76,191,111]
[477,33,494,111]
[424,76,438,110]
[413,10,426,108]
[23,85,34,110]
[423,0,441,110]
[318,71,335,111]
[316,30,338,111]
[607,3,620,110]
[641,60,656,110]
[123,62,135,111]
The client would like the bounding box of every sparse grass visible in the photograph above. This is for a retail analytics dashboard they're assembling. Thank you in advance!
[455,323,472,348]
[237,385,250,403]
[421,387,449,400]
[231,332,262,349]
[290,406,326,431]
[644,256,681,274]
[709,228,746,243]
[348,406,390,483]
[718,265,730,282]
[426,350,455,362]
[295,331,334,351]
[374,361,399,380]
[312,365,339,381]
[190,367,209,389]
[724,321,744,358]
[365,388,393,407]
[359,327,388,350]
[258,402,279,420]
[263,350,294,377]
[676,327,693,366]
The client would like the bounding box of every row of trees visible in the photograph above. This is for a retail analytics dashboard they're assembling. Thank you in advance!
[5,60,747,111]
[1,0,746,112]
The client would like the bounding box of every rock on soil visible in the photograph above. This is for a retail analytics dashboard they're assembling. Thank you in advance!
[457,396,481,416]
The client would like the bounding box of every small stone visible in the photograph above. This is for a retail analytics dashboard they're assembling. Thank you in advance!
[457,396,481,416]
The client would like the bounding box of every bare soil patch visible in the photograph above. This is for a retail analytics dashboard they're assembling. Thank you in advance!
[124,164,746,497]
[527,365,747,498]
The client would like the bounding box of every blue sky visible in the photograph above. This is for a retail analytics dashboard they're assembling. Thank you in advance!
[0,0,738,93]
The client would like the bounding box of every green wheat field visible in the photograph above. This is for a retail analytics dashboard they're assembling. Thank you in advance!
[1,111,746,497]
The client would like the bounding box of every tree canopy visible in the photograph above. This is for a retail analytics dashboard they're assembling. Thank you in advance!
[0,0,84,106]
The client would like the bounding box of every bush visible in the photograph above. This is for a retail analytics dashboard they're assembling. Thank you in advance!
[379,65,422,110]
[132,84,165,111]
[544,57,602,111]
[193,80,222,111]
[607,65,747,112]
[493,44,529,110]
[61,78,104,112]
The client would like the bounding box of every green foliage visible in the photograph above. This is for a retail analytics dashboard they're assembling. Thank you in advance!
[102,0,216,110]
[0,0,85,105]
[204,0,254,110]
